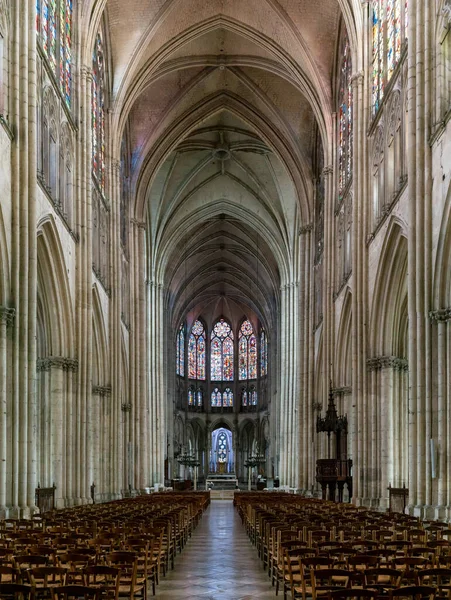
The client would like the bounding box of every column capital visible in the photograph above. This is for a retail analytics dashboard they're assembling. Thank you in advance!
[81,65,93,82]
[331,386,352,396]
[429,308,451,322]
[299,223,313,235]
[322,165,333,177]
[366,355,408,372]
[112,159,121,174]
[37,357,79,372]
[131,218,146,230]
[0,306,15,326]
[351,71,365,86]
[92,385,112,397]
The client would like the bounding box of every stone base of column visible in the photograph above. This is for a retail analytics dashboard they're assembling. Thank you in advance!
[408,504,435,519]
[0,505,7,519]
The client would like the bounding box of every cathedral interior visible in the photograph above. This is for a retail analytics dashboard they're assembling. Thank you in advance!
[0,0,450,519]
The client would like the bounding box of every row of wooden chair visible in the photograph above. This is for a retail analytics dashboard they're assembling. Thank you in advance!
[234,493,451,600]
[0,493,210,599]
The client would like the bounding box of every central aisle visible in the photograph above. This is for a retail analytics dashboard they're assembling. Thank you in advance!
[155,499,276,599]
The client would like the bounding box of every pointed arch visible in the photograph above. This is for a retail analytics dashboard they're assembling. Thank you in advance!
[369,218,408,355]
[238,318,257,381]
[210,317,234,381]
[36,216,74,356]
[92,284,109,386]
[433,179,451,308]
[335,287,352,388]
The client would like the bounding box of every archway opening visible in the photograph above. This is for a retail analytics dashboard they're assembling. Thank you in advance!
[210,426,234,474]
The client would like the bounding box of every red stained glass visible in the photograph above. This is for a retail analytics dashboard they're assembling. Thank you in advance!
[211,319,234,381]
[239,320,257,380]
[188,320,206,380]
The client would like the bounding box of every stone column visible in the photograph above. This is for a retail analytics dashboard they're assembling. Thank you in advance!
[299,224,314,492]
[109,158,123,498]
[0,308,14,517]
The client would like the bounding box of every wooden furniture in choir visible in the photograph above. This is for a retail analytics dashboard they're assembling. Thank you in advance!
[35,483,56,515]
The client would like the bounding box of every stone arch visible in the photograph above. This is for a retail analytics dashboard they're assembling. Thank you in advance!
[433,179,451,308]
[369,219,408,356]
[35,216,74,495]
[36,216,74,357]
[368,218,409,505]
[0,198,10,306]
[335,287,352,389]
[92,285,109,387]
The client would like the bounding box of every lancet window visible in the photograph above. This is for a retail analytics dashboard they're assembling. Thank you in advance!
[92,31,105,192]
[239,320,257,380]
[260,329,267,376]
[188,387,202,407]
[188,320,206,380]
[176,324,185,377]
[36,0,72,108]
[211,319,234,381]
[372,0,408,114]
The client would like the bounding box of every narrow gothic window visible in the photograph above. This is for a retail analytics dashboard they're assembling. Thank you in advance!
[188,386,202,407]
[260,329,267,376]
[176,324,185,377]
[223,388,234,407]
[211,387,222,407]
[188,320,206,380]
[372,0,408,114]
[339,28,352,196]
[239,320,257,380]
[92,31,105,192]
[36,0,72,108]
[210,319,234,381]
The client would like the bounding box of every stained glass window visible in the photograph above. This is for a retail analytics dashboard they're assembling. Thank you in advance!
[372,0,408,114]
[218,432,227,462]
[92,31,106,192]
[250,389,257,405]
[211,388,222,407]
[223,388,234,407]
[176,324,185,376]
[36,0,72,108]
[188,320,206,380]
[211,319,234,381]
[339,27,353,196]
[242,389,248,406]
[188,388,202,407]
[239,320,257,380]
[260,329,267,376]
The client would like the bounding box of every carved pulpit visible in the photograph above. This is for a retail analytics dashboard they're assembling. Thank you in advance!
[316,389,352,502]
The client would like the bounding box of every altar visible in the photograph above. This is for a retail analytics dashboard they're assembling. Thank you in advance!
[205,473,238,490]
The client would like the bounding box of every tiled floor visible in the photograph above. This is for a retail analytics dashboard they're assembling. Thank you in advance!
[155,499,277,599]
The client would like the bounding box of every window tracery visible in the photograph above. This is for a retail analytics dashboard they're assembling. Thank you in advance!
[239,320,257,381]
[92,31,105,192]
[36,0,72,108]
[176,324,185,377]
[211,319,234,381]
[188,320,206,380]
[260,329,267,376]
[372,0,408,115]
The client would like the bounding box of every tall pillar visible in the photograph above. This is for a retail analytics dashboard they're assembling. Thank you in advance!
[351,68,367,504]
[407,0,434,517]
[9,0,38,517]
[0,308,14,517]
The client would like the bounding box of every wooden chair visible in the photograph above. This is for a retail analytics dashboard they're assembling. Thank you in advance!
[329,590,379,600]
[50,585,99,600]
[105,552,144,600]
[83,566,120,600]
[363,567,402,595]
[418,568,451,600]
[311,568,351,600]
[388,586,437,600]
[27,567,68,599]
[0,582,34,600]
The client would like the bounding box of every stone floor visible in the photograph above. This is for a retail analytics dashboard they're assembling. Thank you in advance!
[155,499,277,599]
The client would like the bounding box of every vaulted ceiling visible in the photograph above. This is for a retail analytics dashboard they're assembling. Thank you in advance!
[90,0,350,329]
